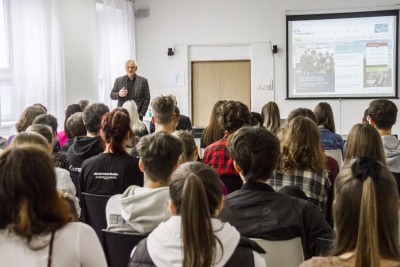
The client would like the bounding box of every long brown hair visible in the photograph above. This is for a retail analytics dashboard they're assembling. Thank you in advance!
[202,100,226,148]
[314,102,336,133]
[169,162,222,267]
[344,123,386,164]
[332,158,400,266]
[15,106,47,133]
[261,101,280,134]
[0,145,72,247]
[277,116,326,173]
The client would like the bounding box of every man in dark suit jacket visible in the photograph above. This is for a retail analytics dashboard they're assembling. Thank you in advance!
[110,60,150,119]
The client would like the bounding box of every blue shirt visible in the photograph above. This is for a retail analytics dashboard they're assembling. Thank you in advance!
[319,128,344,153]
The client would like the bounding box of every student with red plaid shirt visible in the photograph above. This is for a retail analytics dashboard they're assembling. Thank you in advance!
[203,101,250,192]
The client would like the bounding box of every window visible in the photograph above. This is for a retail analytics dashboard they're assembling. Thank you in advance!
[0,0,14,124]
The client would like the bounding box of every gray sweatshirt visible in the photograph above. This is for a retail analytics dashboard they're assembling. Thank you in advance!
[382,135,400,173]
[106,185,170,233]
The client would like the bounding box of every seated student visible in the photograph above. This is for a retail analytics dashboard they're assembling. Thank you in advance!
[174,106,192,131]
[344,123,386,165]
[80,110,142,195]
[261,101,280,135]
[368,100,400,180]
[122,100,149,138]
[0,145,107,267]
[301,157,400,267]
[33,114,67,169]
[129,162,266,267]
[106,132,183,233]
[172,130,228,195]
[269,116,331,211]
[201,100,226,149]
[203,101,251,192]
[221,127,333,259]
[149,104,192,133]
[58,104,82,149]
[8,105,46,145]
[62,112,87,153]
[67,103,109,194]
[12,128,80,218]
[283,107,339,185]
[314,102,344,152]
[250,112,263,127]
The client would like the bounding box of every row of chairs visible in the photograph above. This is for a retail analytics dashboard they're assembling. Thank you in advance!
[81,192,332,267]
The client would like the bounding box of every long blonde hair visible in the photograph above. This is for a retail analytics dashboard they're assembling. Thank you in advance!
[344,123,386,164]
[122,100,146,134]
[261,101,280,134]
[277,116,326,173]
[332,158,400,267]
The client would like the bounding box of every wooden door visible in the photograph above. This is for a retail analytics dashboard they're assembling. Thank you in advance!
[192,60,251,127]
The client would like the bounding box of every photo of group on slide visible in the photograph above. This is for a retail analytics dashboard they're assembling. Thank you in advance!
[298,49,335,74]
[364,70,391,87]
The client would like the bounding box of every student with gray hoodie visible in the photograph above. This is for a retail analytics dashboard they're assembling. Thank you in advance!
[106,131,183,233]
[368,99,400,193]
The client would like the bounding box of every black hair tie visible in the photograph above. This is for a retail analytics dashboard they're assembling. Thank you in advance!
[351,156,381,182]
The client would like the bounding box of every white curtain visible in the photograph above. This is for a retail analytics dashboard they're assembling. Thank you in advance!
[96,0,135,109]
[9,0,66,123]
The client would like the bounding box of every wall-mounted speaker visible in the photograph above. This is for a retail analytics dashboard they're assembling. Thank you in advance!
[136,8,149,18]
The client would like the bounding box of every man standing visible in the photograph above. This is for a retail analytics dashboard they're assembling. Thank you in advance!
[110,60,150,119]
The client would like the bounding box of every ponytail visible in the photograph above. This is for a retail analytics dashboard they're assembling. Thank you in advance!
[333,157,400,267]
[170,162,223,267]
[181,173,214,267]
[353,177,379,267]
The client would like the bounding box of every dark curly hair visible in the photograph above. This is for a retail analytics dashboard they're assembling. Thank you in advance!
[217,101,250,134]
[100,110,132,155]
[368,99,397,130]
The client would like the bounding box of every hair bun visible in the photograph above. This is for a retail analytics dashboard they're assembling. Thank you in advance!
[351,156,381,182]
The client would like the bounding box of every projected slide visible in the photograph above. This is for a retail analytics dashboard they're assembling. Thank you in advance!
[287,11,398,99]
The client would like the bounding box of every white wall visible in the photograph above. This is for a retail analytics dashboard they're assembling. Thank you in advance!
[133,0,400,135]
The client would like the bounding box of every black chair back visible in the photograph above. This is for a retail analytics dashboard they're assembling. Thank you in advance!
[220,174,243,193]
[102,229,148,267]
[81,192,111,242]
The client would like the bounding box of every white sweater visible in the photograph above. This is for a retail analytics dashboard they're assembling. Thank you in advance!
[0,222,107,267]
[135,216,266,267]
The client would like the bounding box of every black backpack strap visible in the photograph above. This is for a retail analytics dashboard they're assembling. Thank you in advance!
[224,236,266,267]
[238,236,266,254]
[128,238,156,267]
[47,230,55,267]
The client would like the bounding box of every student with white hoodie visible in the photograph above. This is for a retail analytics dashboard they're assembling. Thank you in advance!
[106,131,183,233]
[128,162,266,267]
